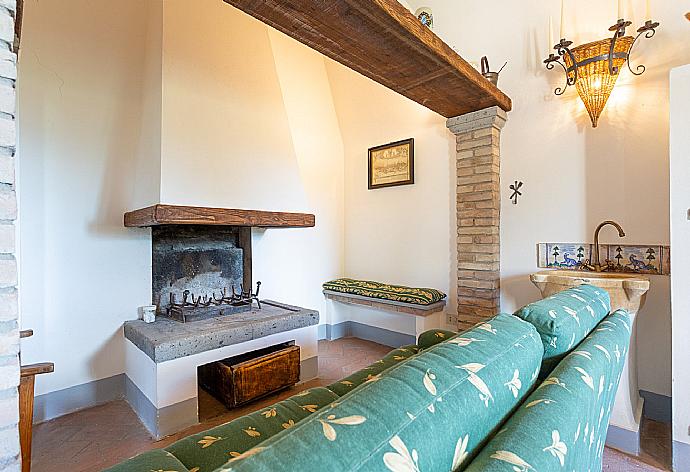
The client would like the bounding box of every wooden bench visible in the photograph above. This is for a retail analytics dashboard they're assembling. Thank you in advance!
[323,289,447,339]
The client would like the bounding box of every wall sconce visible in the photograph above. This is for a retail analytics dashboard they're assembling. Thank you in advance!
[544,18,659,127]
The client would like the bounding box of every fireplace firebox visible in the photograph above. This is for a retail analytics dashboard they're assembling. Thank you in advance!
[152,225,256,322]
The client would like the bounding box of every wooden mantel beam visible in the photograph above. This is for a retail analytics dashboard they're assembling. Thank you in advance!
[223,0,512,118]
[124,204,315,228]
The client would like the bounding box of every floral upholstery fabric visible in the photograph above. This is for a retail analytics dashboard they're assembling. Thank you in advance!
[326,344,419,396]
[322,278,447,305]
[417,329,458,351]
[218,314,543,472]
[164,387,338,472]
[104,387,338,472]
[107,449,191,472]
[513,284,611,366]
[465,309,632,472]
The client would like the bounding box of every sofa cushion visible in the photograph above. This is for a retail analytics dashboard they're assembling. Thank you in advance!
[464,309,631,472]
[103,449,191,472]
[326,344,419,396]
[417,329,457,350]
[220,313,543,472]
[322,278,446,305]
[165,387,338,472]
[514,284,610,364]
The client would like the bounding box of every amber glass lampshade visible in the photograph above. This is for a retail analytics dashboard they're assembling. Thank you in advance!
[563,36,634,127]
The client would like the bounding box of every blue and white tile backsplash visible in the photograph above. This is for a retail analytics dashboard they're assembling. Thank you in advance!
[537,243,670,275]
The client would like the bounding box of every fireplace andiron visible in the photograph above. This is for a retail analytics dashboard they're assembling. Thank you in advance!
[166,281,262,323]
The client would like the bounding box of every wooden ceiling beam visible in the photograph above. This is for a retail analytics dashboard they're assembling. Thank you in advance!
[223,0,511,117]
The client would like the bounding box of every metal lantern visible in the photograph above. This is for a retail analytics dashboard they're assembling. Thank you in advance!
[544,19,659,127]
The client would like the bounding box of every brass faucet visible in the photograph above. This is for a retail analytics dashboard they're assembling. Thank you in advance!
[582,220,626,272]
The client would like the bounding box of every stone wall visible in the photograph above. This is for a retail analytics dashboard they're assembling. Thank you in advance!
[447,107,506,330]
[0,0,18,470]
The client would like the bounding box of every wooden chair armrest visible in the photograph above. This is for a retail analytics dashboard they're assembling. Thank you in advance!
[20,362,54,378]
[20,329,33,338]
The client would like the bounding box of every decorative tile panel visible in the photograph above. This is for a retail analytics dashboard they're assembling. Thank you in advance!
[537,243,670,275]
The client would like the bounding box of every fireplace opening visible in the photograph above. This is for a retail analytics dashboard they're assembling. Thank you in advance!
[152,225,255,322]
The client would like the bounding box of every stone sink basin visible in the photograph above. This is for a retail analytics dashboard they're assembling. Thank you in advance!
[530,270,650,314]
[530,269,651,444]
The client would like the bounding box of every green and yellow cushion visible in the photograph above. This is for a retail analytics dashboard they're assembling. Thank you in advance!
[323,278,446,305]
[219,313,544,472]
[514,284,611,370]
[326,344,419,396]
[465,309,632,472]
[417,329,457,350]
[158,387,337,472]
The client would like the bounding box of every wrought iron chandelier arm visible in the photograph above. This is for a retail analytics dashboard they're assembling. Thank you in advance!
[627,20,659,76]
[543,39,577,96]
[558,45,577,85]
[544,55,570,95]
[607,19,631,74]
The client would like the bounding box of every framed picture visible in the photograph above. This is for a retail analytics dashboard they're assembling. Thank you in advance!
[368,138,415,189]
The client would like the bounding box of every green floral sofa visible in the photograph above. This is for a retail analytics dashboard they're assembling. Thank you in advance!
[106,284,631,472]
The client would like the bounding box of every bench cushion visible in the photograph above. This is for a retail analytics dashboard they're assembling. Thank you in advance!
[164,387,338,472]
[322,278,446,305]
[514,284,610,364]
[464,309,631,472]
[220,313,543,472]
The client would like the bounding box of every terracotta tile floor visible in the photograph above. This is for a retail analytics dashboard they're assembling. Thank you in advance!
[31,338,671,471]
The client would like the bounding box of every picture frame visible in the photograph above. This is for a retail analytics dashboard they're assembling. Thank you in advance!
[367,138,415,189]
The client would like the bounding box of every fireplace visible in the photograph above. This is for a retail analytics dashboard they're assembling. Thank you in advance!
[152,225,259,322]
[122,204,320,438]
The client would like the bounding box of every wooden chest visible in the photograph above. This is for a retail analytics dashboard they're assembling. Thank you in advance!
[198,342,300,408]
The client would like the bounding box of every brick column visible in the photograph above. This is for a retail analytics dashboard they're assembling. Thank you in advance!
[446,106,506,330]
[0,0,18,470]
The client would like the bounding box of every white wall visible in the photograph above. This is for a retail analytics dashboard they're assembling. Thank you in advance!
[407,0,690,397]
[18,0,345,397]
[17,0,159,395]
[670,64,690,446]
[325,60,454,332]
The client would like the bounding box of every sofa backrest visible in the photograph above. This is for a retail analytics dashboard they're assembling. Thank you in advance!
[464,309,631,472]
[218,313,544,472]
[514,284,611,371]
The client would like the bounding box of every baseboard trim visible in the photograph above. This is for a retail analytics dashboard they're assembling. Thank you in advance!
[673,440,690,471]
[606,424,640,456]
[319,321,415,348]
[33,355,321,430]
[33,374,125,423]
[640,390,672,423]
[124,375,197,440]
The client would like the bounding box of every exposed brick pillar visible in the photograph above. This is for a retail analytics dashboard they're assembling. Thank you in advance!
[0,0,19,470]
[447,106,506,330]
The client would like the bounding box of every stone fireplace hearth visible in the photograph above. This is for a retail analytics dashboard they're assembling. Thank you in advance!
[123,299,319,439]
[125,301,318,363]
